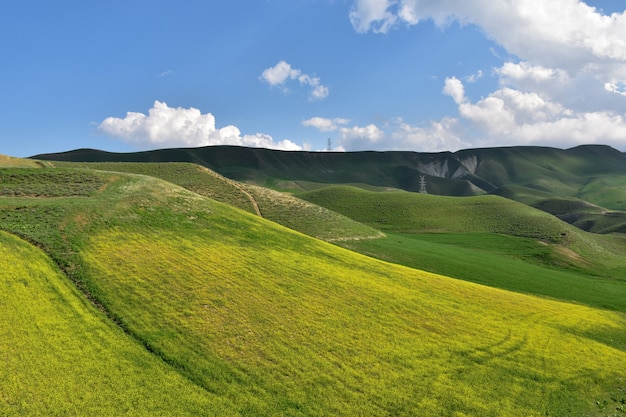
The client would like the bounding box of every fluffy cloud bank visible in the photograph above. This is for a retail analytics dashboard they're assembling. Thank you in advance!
[443,76,626,148]
[260,61,329,101]
[303,116,468,152]
[99,101,302,151]
[349,0,626,68]
[348,0,626,150]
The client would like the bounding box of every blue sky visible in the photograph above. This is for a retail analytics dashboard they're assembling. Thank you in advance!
[2,0,626,157]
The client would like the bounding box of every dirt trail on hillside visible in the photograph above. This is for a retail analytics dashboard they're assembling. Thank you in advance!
[198,166,263,217]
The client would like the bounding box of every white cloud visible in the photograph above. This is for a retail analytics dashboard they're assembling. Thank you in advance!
[349,0,397,33]
[349,0,626,150]
[302,117,350,132]
[350,0,626,90]
[464,70,483,83]
[99,101,302,151]
[605,81,626,96]
[497,62,568,84]
[443,77,466,104]
[349,1,626,66]
[304,115,468,152]
[444,77,626,148]
[340,124,385,142]
[260,60,329,100]
[390,118,469,152]
[260,60,301,86]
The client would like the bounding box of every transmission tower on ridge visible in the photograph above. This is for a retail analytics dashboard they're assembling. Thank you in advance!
[327,138,333,152]
[419,175,428,194]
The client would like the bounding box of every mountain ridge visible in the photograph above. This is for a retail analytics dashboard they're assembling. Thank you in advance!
[31,144,626,193]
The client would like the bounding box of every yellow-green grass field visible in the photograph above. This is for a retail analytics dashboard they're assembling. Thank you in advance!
[73,177,626,416]
[0,231,236,416]
[0,154,53,168]
[2,165,626,416]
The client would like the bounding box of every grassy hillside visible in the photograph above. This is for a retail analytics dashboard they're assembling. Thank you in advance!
[51,161,381,242]
[0,153,53,168]
[299,185,574,239]
[343,232,626,312]
[579,175,626,211]
[2,165,626,416]
[31,145,626,195]
[54,161,259,213]
[33,144,626,233]
[299,185,626,311]
[0,231,234,416]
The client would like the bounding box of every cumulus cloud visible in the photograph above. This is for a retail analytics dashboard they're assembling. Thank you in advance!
[260,60,329,101]
[349,0,626,150]
[302,117,351,132]
[350,1,626,65]
[350,0,626,91]
[303,115,469,152]
[389,118,469,152]
[349,0,398,33]
[605,81,626,97]
[99,101,302,151]
[443,77,626,148]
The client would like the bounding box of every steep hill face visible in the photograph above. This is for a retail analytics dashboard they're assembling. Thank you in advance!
[30,147,498,195]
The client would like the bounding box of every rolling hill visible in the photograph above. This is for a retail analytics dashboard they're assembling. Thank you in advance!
[2,160,626,415]
[297,185,626,311]
[33,144,626,233]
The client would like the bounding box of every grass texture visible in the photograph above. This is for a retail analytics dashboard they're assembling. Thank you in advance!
[0,231,235,416]
[2,166,626,416]
[82,220,626,416]
[52,161,382,242]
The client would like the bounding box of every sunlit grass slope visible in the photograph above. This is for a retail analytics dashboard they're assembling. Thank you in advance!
[54,161,258,213]
[298,186,571,237]
[3,167,626,416]
[83,224,626,416]
[0,154,53,168]
[241,183,383,241]
[66,175,626,416]
[53,161,382,242]
[344,232,626,311]
[0,231,235,416]
[299,185,626,310]
[298,185,624,263]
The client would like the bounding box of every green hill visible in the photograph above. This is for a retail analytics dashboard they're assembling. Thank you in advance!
[51,161,382,242]
[2,165,626,415]
[1,153,53,168]
[32,144,626,233]
[298,185,626,311]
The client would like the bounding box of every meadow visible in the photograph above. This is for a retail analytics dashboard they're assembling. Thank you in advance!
[1,162,626,416]
[299,185,626,310]
[54,161,383,242]
[0,230,235,416]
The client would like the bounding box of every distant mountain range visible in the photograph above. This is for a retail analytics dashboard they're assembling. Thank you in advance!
[31,144,625,193]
